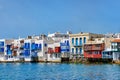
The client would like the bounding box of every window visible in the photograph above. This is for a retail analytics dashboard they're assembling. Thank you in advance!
[72,48,74,54]
[109,52,112,55]
[35,44,38,49]
[55,54,57,58]
[50,54,52,58]
[76,38,78,46]
[99,52,101,54]
[65,40,66,43]
[111,42,117,49]
[76,48,78,54]
[89,52,92,54]
[84,37,86,43]
[115,45,117,49]
[96,44,100,47]
[67,40,69,46]
[44,43,47,47]
[98,51,100,54]
[58,53,60,58]
[80,38,82,45]
[7,45,11,50]
[0,42,4,46]
[80,48,82,54]
[38,44,42,49]
[111,45,114,49]
[94,51,99,54]
[72,38,74,45]
[24,43,30,49]
[24,50,30,56]
[0,48,4,52]
[31,43,35,50]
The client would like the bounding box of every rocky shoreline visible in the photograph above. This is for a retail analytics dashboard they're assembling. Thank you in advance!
[0,59,119,64]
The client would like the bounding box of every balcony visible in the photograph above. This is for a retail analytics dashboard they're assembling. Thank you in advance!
[111,49,118,52]
[70,53,84,58]
[84,53,102,58]
[84,44,105,51]
[73,44,82,47]
[102,54,113,59]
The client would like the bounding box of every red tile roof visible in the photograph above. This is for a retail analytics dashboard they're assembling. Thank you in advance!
[111,39,120,42]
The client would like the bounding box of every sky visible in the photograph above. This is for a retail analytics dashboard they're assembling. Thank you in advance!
[0,0,120,38]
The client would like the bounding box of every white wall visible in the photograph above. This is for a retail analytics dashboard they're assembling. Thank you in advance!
[35,40,48,61]
[47,53,61,62]
[0,39,5,56]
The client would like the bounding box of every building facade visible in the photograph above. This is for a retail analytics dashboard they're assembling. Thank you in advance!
[69,32,104,58]
[84,43,105,58]
[60,39,70,58]
[47,32,70,62]
[111,39,120,61]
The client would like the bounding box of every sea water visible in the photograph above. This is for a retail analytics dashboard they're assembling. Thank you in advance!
[0,63,120,80]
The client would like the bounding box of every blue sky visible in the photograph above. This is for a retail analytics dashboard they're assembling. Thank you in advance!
[0,0,120,38]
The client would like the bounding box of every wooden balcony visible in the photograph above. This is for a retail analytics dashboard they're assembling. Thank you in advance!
[84,43,104,51]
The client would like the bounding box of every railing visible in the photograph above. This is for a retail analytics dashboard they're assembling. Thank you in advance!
[84,46,104,51]
[102,54,113,59]
[84,53,102,58]
[73,44,83,47]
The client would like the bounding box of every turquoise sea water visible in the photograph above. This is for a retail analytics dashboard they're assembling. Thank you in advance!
[0,63,120,80]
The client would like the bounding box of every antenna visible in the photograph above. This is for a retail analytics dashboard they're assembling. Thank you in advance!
[67,26,72,34]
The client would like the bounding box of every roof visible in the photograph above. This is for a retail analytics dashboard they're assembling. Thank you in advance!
[111,39,120,43]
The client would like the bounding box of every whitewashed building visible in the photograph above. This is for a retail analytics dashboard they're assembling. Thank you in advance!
[111,39,120,61]
[47,32,70,62]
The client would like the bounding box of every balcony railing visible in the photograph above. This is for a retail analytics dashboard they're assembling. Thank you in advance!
[70,53,84,58]
[70,52,83,55]
[73,44,83,47]
[102,55,113,59]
